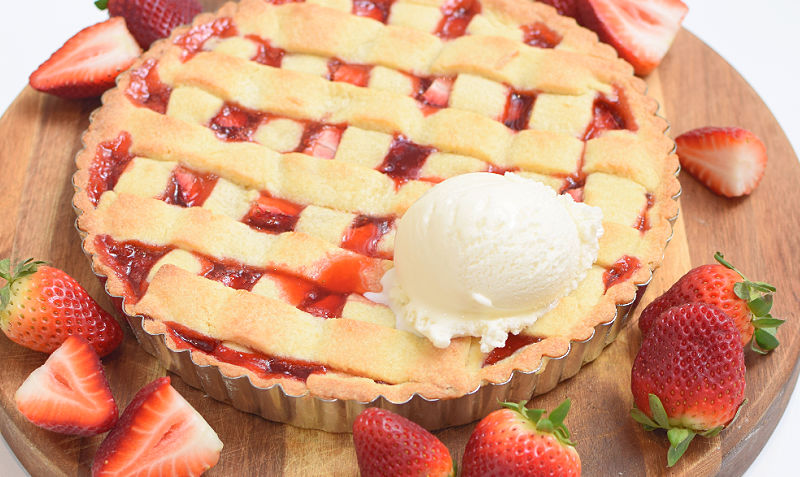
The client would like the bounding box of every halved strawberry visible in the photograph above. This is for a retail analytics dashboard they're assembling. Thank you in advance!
[539,0,578,18]
[675,126,767,198]
[15,336,118,436]
[29,17,142,99]
[93,376,223,477]
[576,0,688,76]
[98,0,203,50]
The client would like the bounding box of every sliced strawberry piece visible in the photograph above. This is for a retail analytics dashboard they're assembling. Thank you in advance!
[93,376,223,477]
[675,126,767,198]
[29,17,142,99]
[576,0,688,76]
[538,0,578,18]
[420,77,454,108]
[15,336,117,436]
[99,0,203,50]
[329,61,372,87]
[302,125,344,159]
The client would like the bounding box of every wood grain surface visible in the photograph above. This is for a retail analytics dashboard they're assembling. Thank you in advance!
[1,20,799,476]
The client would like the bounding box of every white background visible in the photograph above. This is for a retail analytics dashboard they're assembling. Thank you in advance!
[1,1,798,475]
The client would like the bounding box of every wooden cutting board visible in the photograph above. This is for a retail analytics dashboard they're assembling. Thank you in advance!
[1,21,799,475]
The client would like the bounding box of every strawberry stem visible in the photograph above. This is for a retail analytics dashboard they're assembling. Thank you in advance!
[501,399,575,447]
[0,258,46,309]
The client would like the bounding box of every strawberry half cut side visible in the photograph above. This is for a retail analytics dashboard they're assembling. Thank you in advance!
[576,0,688,76]
[14,336,118,436]
[92,376,223,477]
[29,17,142,99]
[675,126,768,198]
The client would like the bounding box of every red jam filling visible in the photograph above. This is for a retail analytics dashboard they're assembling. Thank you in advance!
[352,0,395,23]
[560,172,586,203]
[521,22,562,49]
[174,17,238,61]
[88,132,134,205]
[583,92,634,141]
[414,76,454,114]
[242,192,305,234]
[603,255,641,291]
[341,215,395,259]
[502,90,537,131]
[246,34,285,67]
[634,193,655,232]
[436,0,482,40]
[161,166,219,208]
[94,235,174,301]
[126,59,172,114]
[486,164,519,175]
[297,124,344,159]
[166,322,327,382]
[209,102,270,142]
[318,255,376,295]
[378,135,435,187]
[327,59,372,87]
[202,258,264,291]
[483,334,543,366]
[272,273,348,318]
[262,0,304,4]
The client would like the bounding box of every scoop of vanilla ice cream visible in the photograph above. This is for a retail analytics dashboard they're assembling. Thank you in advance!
[382,172,603,352]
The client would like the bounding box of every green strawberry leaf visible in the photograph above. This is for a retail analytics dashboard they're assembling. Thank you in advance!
[548,399,571,427]
[699,425,724,438]
[667,428,695,467]
[750,281,777,293]
[714,252,740,277]
[751,318,785,328]
[95,0,109,10]
[0,259,9,279]
[523,407,545,424]
[649,394,670,429]
[0,286,9,309]
[630,407,659,430]
[728,399,748,427]
[753,327,779,353]
[748,294,773,317]
[733,282,751,301]
[536,417,554,433]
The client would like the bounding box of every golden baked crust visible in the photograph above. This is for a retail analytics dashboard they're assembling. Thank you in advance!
[74,0,679,403]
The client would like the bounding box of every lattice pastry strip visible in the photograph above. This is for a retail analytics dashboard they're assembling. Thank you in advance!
[135,265,479,391]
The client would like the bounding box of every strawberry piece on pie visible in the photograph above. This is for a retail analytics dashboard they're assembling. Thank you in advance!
[92,376,223,477]
[576,0,688,76]
[15,336,118,436]
[675,126,767,198]
[538,0,578,18]
[98,0,203,49]
[29,17,142,99]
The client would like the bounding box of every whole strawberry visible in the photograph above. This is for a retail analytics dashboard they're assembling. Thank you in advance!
[0,258,123,357]
[96,0,203,49]
[631,303,746,467]
[461,400,581,477]
[352,407,454,477]
[639,252,780,353]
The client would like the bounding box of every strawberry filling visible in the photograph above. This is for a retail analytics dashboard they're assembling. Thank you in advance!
[340,215,395,259]
[174,17,239,61]
[166,322,328,381]
[242,192,305,234]
[202,258,264,291]
[521,22,563,49]
[246,34,285,67]
[94,235,174,301]
[435,0,482,39]
[271,273,348,318]
[501,90,537,131]
[377,135,435,187]
[634,192,655,232]
[297,124,345,159]
[88,132,135,205]
[161,166,219,208]
[352,0,396,23]
[485,164,519,175]
[483,334,543,366]
[603,255,641,291]
[209,102,271,142]
[327,59,373,87]
[414,76,454,114]
[583,91,635,140]
[126,59,172,114]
